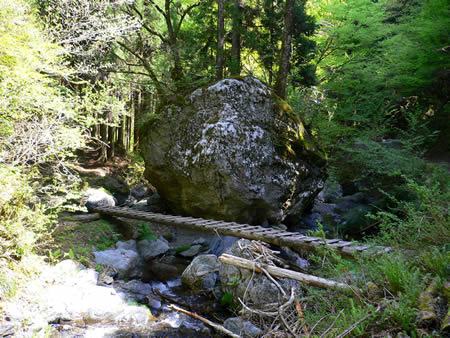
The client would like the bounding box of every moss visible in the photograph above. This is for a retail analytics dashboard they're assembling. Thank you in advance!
[271,94,327,162]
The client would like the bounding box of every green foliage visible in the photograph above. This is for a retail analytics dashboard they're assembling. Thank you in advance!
[137,223,157,241]
[0,0,86,167]
[309,0,449,149]
[220,292,233,306]
[370,171,449,249]
[0,166,53,260]
[51,219,121,265]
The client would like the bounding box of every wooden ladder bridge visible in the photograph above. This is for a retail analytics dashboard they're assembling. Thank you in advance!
[93,206,391,258]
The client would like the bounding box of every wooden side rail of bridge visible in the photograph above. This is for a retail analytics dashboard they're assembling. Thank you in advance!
[93,206,392,258]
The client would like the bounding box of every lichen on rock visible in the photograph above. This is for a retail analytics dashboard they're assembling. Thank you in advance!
[140,76,327,225]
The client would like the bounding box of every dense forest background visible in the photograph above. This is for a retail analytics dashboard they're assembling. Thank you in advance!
[0,0,449,335]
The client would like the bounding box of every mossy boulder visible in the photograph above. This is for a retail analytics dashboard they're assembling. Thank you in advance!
[140,77,326,225]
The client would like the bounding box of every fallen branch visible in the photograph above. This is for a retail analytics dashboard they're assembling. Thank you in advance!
[219,253,358,294]
[168,304,240,338]
[295,297,309,336]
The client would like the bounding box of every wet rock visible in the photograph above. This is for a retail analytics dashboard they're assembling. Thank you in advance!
[279,247,310,271]
[116,239,138,252]
[219,239,301,307]
[146,193,168,213]
[141,76,326,225]
[149,261,180,282]
[208,235,239,256]
[191,237,208,246]
[114,280,153,304]
[93,248,140,279]
[0,324,14,337]
[102,176,130,196]
[83,188,116,211]
[130,184,151,200]
[179,244,203,257]
[224,317,263,337]
[181,254,220,290]
[138,238,170,260]
[131,199,152,212]
[45,276,152,330]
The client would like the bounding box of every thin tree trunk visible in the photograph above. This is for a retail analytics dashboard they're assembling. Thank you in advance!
[216,0,225,80]
[100,120,108,161]
[274,0,294,99]
[231,0,243,76]
[108,125,115,158]
[118,117,124,150]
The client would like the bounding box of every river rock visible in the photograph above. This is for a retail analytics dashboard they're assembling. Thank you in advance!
[138,237,169,260]
[140,77,326,225]
[44,264,153,331]
[83,188,116,210]
[93,248,140,279]
[116,239,138,252]
[181,254,220,290]
[219,239,300,307]
[130,184,151,200]
[224,317,263,337]
[179,244,203,257]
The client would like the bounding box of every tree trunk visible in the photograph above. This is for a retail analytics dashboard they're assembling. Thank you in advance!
[231,0,243,76]
[118,117,124,150]
[274,0,294,99]
[100,121,108,161]
[216,0,225,80]
[108,125,115,158]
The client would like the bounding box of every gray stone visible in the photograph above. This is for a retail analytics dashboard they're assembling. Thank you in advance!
[83,188,116,210]
[101,176,130,196]
[219,239,301,307]
[146,193,168,213]
[224,317,263,337]
[149,261,180,282]
[179,244,203,257]
[207,235,239,256]
[114,280,153,299]
[44,274,152,329]
[181,254,220,290]
[279,247,310,271]
[141,77,327,225]
[116,240,138,252]
[191,237,208,246]
[93,249,139,279]
[130,184,151,200]
[138,238,169,260]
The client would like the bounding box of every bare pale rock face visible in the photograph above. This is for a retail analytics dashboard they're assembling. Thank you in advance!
[140,77,326,225]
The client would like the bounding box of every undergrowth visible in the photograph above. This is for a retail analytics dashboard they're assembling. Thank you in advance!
[303,163,449,336]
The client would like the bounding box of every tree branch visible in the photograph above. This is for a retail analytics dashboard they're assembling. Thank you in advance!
[175,1,202,36]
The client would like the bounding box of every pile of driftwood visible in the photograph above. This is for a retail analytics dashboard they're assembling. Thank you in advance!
[169,240,367,337]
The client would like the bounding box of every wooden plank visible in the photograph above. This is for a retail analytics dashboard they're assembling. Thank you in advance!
[332,241,353,248]
[92,206,390,259]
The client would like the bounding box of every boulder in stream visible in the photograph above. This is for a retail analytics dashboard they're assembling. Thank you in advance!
[219,239,300,307]
[181,254,220,290]
[140,77,326,225]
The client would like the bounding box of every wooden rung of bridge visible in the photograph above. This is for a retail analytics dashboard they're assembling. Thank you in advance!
[92,206,392,258]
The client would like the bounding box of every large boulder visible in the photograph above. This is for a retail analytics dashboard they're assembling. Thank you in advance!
[141,77,326,224]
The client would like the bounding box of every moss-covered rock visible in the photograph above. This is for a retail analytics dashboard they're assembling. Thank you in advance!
[140,77,327,224]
